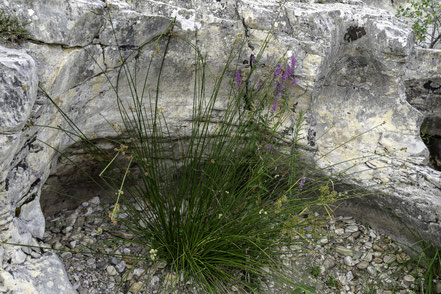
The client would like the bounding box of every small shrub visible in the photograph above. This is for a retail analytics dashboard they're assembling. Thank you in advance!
[396,0,441,48]
[0,10,28,43]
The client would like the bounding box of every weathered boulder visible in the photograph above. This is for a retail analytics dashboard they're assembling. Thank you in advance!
[0,47,75,292]
[0,0,440,291]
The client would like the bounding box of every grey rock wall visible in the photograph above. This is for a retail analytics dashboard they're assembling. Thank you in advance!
[0,0,440,292]
[0,48,75,293]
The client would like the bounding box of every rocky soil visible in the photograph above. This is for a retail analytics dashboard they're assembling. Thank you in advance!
[43,196,441,294]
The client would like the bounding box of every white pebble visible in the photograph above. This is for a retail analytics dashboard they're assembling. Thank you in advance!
[344,256,353,266]
[106,265,117,276]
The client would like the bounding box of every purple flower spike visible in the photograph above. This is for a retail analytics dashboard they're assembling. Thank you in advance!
[292,77,297,87]
[256,81,263,90]
[298,176,306,191]
[235,71,242,87]
[290,55,296,68]
[266,144,271,151]
[272,99,278,112]
[282,69,290,82]
[274,64,282,78]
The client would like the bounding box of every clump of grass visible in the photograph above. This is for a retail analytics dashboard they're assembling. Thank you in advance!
[310,266,321,278]
[326,275,341,289]
[36,12,382,293]
[409,241,441,293]
[385,208,441,294]
[0,10,28,43]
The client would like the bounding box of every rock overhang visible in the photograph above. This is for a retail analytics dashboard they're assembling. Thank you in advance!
[0,0,440,292]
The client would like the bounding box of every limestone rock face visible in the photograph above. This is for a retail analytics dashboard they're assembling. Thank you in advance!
[0,0,440,290]
[0,49,37,133]
[0,252,75,294]
[1,0,106,47]
[0,47,75,292]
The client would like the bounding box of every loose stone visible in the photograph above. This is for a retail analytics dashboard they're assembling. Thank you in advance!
[336,246,353,256]
[323,258,335,270]
[150,276,160,286]
[106,265,117,276]
[61,252,73,259]
[383,254,396,264]
[345,225,359,233]
[367,266,377,276]
[362,252,373,262]
[403,275,415,284]
[109,257,118,265]
[344,256,353,266]
[335,228,345,235]
[320,238,329,244]
[357,261,369,270]
[129,282,143,294]
[115,261,126,273]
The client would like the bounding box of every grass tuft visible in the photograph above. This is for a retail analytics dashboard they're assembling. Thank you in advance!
[0,10,28,43]
[36,11,384,294]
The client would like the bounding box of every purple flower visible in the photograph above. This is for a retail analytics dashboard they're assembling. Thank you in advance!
[271,99,278,112]
[290,143,295,154]
[291,77,297,87]
[290,55,296,68]
[285,64,293,77]
[282,69,290,83]
[250,54,256,66]
[266,144,271,151]
[298,176,306,191]
[235,71,242,87]
[274,64,282,78]
[256,81,263,90]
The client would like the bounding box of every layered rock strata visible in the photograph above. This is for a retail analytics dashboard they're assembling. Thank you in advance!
[0,0,440,292]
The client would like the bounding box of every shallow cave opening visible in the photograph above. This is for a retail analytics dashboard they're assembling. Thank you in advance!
[404,78,441,171]
[420,117,441,171]
[40,142,127,218]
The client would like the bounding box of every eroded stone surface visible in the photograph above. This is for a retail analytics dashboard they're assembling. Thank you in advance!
[0,48,37,133]
[2,253,75,294]
[0,0,440,291]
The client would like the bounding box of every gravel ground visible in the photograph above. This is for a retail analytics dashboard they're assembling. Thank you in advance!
[43,196,441,294]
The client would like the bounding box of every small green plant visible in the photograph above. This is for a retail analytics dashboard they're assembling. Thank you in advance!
[363,281,379,294]
[396,0,441,48]
[326,275,341,289]
[386,208,441,294]
[411,242,441,294]
[0,10,28,43]
[391,281,400,294]
[310,265,320,278]
[421,122,433,145]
